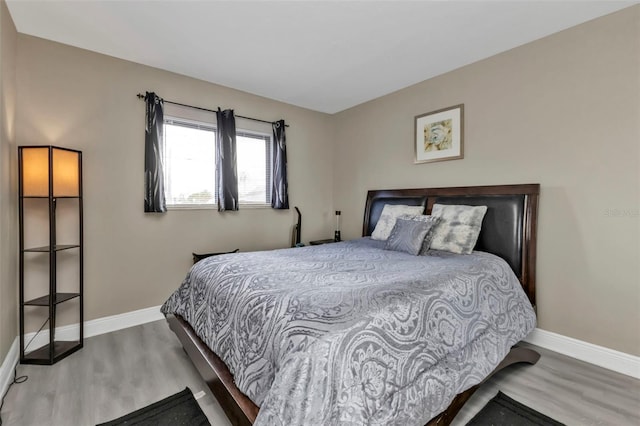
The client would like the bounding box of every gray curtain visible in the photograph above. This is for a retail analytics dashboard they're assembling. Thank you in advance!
[271,120,289,209]
[216,108,239,211]
[144,92,167,213]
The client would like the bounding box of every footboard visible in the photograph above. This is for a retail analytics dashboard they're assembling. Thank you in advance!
[167,314,257,426]
[426,346,541,425]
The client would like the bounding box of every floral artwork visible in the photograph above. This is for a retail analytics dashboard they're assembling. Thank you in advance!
[424,119,452,152]
[415,104,464,163]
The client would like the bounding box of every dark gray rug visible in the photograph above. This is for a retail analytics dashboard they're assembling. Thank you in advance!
[467,391,565,426]
[97,387,210,426]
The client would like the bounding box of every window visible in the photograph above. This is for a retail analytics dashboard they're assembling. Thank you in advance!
[163,116,272,208]
[236,130,271,205]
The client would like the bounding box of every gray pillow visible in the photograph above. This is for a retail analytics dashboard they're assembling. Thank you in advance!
[429,204,488,254]
[384,218,434,255]
[397,214,441,254]
[371,204,424,240]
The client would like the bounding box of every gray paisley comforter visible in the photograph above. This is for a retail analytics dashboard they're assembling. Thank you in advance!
[161,238,536,425]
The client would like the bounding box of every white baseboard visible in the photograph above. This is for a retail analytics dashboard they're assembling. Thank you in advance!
[0,337,19,402]
[22,305,164,356]
[524,328,640,379]
[83,305,164,338]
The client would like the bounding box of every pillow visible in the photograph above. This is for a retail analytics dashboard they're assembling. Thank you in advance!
[384,218,434,255]
[397,214,441,254]
[371,204,424,240]
[429,204,488,254]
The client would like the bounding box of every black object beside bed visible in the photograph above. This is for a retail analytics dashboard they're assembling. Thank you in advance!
[166,183,540,426]
[192,248,239,264]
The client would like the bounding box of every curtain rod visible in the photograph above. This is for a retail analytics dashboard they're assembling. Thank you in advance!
[136,93,288,127]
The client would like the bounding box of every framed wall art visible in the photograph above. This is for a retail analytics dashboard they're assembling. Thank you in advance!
[414,104,464,164]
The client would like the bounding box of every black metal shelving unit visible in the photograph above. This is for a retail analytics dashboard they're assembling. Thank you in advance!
[19,146,83,365]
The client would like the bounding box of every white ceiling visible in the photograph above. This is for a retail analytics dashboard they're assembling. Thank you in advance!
[6,0,637,114]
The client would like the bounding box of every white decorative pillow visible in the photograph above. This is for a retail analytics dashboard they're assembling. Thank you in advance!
[370,204,424,240]
[429,204,488,254]
[397,214,441,254]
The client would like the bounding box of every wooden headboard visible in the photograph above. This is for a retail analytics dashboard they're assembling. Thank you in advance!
[362,184,539,307]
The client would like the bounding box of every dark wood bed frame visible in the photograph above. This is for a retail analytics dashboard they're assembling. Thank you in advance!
[166,183,541,426]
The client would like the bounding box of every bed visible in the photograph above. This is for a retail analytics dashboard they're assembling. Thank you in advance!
[162,183,540,425]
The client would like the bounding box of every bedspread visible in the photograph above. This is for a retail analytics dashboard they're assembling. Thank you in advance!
[161,238,536,425]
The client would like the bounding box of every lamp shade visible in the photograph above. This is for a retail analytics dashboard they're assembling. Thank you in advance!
[20,146,81,197]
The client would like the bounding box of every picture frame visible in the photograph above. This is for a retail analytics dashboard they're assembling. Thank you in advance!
[414,104,464,164]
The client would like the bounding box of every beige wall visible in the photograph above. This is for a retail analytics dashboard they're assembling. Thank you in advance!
[0,0,17,366]
[333,7,640,355]
[15,35,334,325]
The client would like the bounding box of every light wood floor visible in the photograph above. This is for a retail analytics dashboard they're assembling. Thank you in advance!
[1,320,638,425]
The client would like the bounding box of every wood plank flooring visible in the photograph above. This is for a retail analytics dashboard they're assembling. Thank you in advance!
[1,320,231,426]
[452,342,640,425]
[1,320,638,425]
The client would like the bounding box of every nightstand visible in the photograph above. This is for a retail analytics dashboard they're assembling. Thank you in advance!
[309,239,337,246]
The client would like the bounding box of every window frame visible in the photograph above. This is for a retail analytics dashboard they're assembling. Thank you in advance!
[235,128,273,208]
[162,115,273,210]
